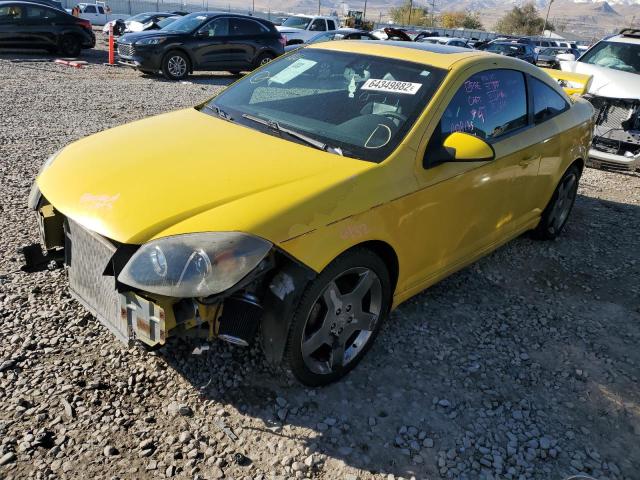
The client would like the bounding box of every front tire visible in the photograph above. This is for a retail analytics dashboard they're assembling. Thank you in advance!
[253,52,274,70]
[532,163,581,240]
[162,50,190,81]
[285,249,391,386]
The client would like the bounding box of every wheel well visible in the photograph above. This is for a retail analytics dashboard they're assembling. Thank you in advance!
[571,158,585,175]
[352,240,399,293]
[164,48,193,72]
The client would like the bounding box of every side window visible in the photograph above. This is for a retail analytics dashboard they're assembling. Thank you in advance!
[26,6,58,19]
[310,18,326,31]
[327,19,336,30]
[97,6,105,14]
[84,5,96,13]
[0,4,23,21]
[199,18,228,37]
[531,77,569,124]
[229,18,265,35]
[439,69,528,141]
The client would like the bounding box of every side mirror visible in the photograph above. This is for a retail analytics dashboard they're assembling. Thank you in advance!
[442,132,494,162]
[556,53,575,62]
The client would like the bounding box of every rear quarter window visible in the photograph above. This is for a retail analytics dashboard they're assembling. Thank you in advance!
[531,77,569,124]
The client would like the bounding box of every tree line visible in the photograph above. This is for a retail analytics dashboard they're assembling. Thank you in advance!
[388,1,554,35]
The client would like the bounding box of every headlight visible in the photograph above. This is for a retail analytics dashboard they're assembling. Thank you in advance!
[28,149,62,209]
[135,36,167,45]
[117,232,272,297]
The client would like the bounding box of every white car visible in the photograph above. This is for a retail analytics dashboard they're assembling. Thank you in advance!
[70,2,122,25]
[560,28,640,171]
[101,11,175,34]
[417,36,471,48]
[276,15,339,44]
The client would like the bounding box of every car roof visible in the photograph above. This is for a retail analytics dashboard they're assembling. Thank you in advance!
[308,40,490,69]
[603,33,640,45]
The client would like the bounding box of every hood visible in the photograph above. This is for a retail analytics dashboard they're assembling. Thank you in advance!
[560,61,640,99]
[36,109,371,245]
[276,26,304,34]
[119,30,180,43]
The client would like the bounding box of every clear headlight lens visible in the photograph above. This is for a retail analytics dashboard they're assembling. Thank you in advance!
[136,36,167,45]
[28,149,62,209]
[118,232,272,297]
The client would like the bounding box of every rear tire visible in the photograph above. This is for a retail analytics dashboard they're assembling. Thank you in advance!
[285,249,391,386]
[253,52,274,70]
[162,50,190,81]
[58,34,81,57]
[532,163,581,240]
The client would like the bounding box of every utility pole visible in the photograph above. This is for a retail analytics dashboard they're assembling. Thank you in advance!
[430,0,436,27]
[541,0,554,37]
[317,0,320,15]
[363,0,367,22]
[407,0,413,25]
[252,0,254,13]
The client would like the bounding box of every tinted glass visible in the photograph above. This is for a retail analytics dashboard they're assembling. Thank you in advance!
[327,19,335,30]
[199,17,228,37]
[579,40,640,74]
[486,43,524,55]
[311,18,326,31]
[440,69,527,140]
[0,4,23,20]
[207,49,447,162]
[84,5,96,13]
[308,31,335,44]
[26,5,59,18]
[230,18,265,35]
[97,6,104,13]
[531,77,568,124]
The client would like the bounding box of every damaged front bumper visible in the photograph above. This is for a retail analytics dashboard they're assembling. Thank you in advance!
[585,95,640,172]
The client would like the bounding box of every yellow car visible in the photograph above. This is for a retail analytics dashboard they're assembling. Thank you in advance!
[28,41,594,385]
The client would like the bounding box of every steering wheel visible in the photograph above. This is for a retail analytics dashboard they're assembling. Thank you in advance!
[380,111,408,123]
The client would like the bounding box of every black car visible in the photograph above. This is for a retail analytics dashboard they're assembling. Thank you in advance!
[116,12,285,80]
[536,46,581,69]
[0,1,95,56]
[484,42,536,64]
[284,28,378,53]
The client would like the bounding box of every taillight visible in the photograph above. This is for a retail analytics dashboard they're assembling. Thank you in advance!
[279,35,287,47]
[78,18,92,30]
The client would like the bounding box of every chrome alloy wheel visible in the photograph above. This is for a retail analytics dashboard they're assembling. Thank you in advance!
[259,56,272,66]
[167,55,187,78]
[548,171,578,233]
[300,267,383,375]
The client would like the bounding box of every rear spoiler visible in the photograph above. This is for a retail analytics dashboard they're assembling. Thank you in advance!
[540,68,593,96]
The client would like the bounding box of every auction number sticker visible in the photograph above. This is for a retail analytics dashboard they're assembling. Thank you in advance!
[361,79,422,95]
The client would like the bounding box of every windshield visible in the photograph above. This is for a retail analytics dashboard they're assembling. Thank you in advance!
[162,13,208,33]
[579,41,640,74]
[308,32,335,44]
[126,12,154,23]
[157,16,179,28]
[203,49,446,162]
[540,47,569,56]
[487,44,523,55]
[282,16,312,29]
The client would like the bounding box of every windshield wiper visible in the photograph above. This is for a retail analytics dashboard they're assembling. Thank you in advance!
[202,104,234,122]
[241,113,343,156]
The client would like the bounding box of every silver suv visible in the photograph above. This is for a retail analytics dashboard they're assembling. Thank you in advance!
[560,28,640,171]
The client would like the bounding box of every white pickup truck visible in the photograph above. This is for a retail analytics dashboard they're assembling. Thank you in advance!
[67,2,126,26]
[276,15,340,44]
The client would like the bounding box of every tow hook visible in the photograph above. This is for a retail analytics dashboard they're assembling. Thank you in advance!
[19,243,63,273]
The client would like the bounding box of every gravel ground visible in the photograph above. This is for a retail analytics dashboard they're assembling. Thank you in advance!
[1,41,640,480]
